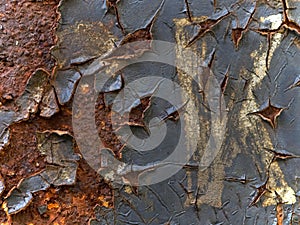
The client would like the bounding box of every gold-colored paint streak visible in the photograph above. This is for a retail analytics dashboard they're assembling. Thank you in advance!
[293,38,300,49]
[190,16,209,24]
[124,186,133,194]
[238,45,269,132]
[260,14,282,30]
[174,18,224,208]
[174,18,200,207]
[197,166,224,207]
[240,33,296,206]
[268,33,284,69]
[238,44,273,157]
[201,41,207,60]
[263,161,296,206]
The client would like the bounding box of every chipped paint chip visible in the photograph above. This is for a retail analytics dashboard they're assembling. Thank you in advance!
[3,188,33,215]
[54,69,81,105]
[0,128,10,151]
[2,131,80,215]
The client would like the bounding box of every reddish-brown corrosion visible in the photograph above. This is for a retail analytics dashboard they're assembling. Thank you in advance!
[0,0,58,103]
[0,1,114,223]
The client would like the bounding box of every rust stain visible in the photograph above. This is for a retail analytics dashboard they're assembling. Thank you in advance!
[276,203,284,225]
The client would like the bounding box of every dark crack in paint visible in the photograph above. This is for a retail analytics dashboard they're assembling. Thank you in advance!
[248,99,286,129]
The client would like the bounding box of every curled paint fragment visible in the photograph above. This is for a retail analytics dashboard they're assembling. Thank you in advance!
[54,69,81,105]
[3,188,33,215]
[39,87,60,118]
[15,69,49,121]
[0,111,15,152]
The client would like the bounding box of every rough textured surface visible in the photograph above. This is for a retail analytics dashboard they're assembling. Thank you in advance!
[64,0,300,224]
[0,1,113,224]
[0,0,58,102]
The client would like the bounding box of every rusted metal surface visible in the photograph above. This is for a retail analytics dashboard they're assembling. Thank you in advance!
[0,0,58,102]
[0,1,113,224]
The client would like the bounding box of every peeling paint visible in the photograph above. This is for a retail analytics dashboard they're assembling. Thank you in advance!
[174,17,225,208]
[52,21,115,68]
[240,34,295,207]
[0,129,10,151]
